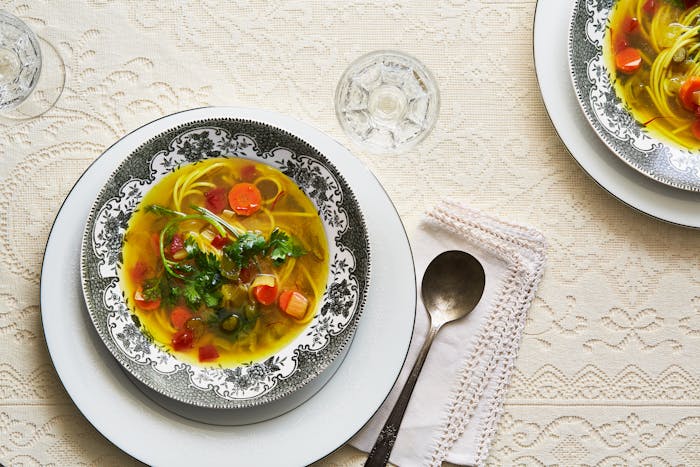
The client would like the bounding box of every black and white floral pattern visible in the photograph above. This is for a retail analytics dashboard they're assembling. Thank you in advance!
[81,119,370,409]
[569,0,700,191]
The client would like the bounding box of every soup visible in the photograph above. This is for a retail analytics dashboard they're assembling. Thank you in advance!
[606,0,700,149]
[121,158,329,367]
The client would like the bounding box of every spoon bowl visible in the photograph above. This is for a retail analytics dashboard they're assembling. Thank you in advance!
[365,250,486,466]
[421,250,486,327]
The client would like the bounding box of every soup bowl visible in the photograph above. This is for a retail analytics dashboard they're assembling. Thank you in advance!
[568,0,700,191]
[80,117,370,409]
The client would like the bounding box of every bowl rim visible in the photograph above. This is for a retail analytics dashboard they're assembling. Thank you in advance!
[567,0,700,192]
[79,116,371,409]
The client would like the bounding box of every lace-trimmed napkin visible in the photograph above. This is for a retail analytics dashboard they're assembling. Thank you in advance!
[350,201,546,466]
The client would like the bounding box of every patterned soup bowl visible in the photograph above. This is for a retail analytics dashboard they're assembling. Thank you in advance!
[80,118,370,409]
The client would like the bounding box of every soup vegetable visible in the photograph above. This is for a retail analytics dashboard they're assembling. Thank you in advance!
[121,158,329,367]
[606,0,700,149]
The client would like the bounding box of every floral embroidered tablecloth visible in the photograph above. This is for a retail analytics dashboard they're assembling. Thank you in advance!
[1,1,699,465]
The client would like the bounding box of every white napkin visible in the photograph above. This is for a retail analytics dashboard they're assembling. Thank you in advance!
[350,201,546,466]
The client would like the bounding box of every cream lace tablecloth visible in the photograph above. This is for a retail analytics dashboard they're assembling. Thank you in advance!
[1,1,699,465]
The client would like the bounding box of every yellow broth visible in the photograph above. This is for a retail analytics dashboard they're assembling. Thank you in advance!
[606,0,700,149]
[120,158,328,367]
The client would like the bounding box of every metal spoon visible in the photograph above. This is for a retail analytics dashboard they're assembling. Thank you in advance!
[364,250,486,467]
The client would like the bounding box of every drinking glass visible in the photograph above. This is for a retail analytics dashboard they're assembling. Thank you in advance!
[0,10,64,119]
[335,50,439,154]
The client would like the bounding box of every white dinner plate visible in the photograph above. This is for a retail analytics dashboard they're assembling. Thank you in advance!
[534,0,700,228]
[40,107,416,466]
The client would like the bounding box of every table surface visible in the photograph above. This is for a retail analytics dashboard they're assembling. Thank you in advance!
[2,1,699,465]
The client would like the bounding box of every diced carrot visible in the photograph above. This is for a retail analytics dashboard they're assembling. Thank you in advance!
[615,47,642,74]
[198,344,220,362]
[679,77,700,111]
[282,291,309,320]
[278,290,294,312]
[170,306,193,330]
[228,183,262,216]
[134,287,161,311]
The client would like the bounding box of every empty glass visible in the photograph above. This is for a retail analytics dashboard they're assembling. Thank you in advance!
[335,50,439,154]
[0,10,64,119]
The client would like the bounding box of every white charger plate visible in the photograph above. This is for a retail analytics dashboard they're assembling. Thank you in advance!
[40,107,416,465]
[534,0,700,228]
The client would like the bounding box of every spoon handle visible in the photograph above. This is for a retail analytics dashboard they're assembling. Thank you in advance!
[364,325,440,467]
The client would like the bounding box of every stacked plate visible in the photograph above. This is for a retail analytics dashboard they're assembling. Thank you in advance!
[41,108,416,465]
[535,0,700,228]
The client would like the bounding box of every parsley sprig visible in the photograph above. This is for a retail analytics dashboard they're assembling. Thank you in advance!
[144,204,307,312]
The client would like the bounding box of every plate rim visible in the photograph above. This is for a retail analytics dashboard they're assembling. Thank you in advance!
[534,0,700,229]
[40,106,417,465]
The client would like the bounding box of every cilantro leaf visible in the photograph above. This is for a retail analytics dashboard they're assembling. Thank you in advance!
[223,231,266,269]
[266,228,306,265]
[166,235,224,309]
[141,277,163,301]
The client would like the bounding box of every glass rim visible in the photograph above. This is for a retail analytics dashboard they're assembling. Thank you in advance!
[334,49,440,154]
[0,10,43,111]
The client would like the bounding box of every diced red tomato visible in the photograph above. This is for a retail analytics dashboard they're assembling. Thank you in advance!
[169,233,184,256]
[622,16,639,33]
[134,286,161,311]
[253,284,278,305]
[684,0,700,9]
[614,34,630,53]
[130,261,148,283]
[211,234,230,249]
[239,265,254,283]
[198,344,220,362]
[643,0,658,14]
[204,187,228,214]
[615,47,642,74]
[171,329,194,351]
[679,77,700,111]
[170,306,193,330]
[228,183,262,216]
[240,164,258,182]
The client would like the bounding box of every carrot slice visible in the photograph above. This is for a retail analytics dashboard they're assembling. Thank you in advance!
[228,183,262,216]
[170,306,193,330]
[253,284,278,305]
[615,47,642,74]
[679,77,700,111]
[134,287,161,311]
